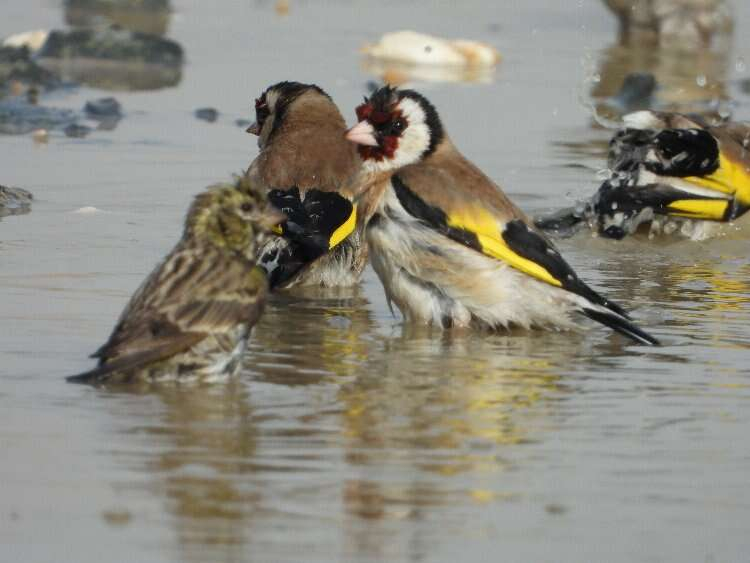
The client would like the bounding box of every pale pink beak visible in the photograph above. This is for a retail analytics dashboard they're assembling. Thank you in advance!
[345,120,378,147]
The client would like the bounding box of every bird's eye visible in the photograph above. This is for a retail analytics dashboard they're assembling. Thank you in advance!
[391,119,405,135]
[240,202,253,213]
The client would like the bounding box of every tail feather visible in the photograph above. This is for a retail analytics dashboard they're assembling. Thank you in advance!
[66,362,123,384]
[583,307,660,346]
[66,347,173,384]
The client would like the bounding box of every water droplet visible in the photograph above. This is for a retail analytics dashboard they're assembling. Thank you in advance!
[551,107,558,117]
[736,57,747,73]
[696,75,707,87]
[591,73,601,83]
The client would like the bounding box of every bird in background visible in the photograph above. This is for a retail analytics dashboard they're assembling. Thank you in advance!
[246,81,367,290]
[345,85,660,345]
[536,110,750,240]
[67,179,283,384]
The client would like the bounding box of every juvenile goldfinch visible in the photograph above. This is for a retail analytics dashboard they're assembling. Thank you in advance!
[67,182,283,384]
[246,81,366,290]
[345,86,659,345]
[538,111,750,240]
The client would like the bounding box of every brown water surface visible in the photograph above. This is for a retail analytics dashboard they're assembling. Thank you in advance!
[1,1,750,562]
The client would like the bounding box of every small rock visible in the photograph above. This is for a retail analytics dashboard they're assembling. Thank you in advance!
[195,107,219,123]
[37,27,183,66]
[0,45,59,93]
[84,97,122,118]
[64,123,92,138]
[545,503,567,515]
[65,0,171,36]
[0,185,33,217]
[31,128,49,143]
[0,97,77,135]
[101,508,132,526]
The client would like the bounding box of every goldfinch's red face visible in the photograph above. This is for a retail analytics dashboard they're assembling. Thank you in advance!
[346,86,444,173]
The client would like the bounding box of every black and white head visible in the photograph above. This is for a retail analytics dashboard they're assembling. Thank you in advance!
[247,81,332,148]
[345,86,444,173]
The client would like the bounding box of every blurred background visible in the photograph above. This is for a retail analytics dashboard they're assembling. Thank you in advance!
[1,1,749,562]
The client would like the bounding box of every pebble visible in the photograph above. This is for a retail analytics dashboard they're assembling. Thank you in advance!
[195,107,219,123]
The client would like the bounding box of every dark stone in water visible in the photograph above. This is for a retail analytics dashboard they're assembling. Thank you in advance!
[65,0,171,36]
[37,26,183,66]
[0,45,59,94]
[84,97,122,118]
[195,108,219,123]
[67,0,169,9]
[234,118,251,128]
[0,97,77,135]
[0,185,33,218]
[33,26,183,91]
[64,123,93,138]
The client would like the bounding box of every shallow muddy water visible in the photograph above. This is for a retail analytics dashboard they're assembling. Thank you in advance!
[2,1,750,562]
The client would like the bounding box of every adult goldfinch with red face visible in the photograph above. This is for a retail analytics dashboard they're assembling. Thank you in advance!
[345,86,659,345]
[538,111,750,241]
[247,81,366,290]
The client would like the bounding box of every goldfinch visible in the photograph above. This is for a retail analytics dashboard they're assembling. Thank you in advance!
[67,180,283,384]
[345,86,659,345]
[246,81,366,289]
[537,111,750,240]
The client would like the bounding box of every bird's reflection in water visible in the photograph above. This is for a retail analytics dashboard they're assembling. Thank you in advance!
[100,286,597,561]
[650,255,750,349]
[577,237,750,352]
[248,285,376,384]
[105,379,260,563]
[335,329,571,559]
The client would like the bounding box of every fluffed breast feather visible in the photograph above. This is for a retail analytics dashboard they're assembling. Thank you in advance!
[92,241,267,367]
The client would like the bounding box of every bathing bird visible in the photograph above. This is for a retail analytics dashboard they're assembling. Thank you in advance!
[345,86,659,345]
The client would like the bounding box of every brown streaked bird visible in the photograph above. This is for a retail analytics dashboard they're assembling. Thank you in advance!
[345,86,659,345]
[67,180,283,384]
[536,110,750,241]
[246,81,367,290]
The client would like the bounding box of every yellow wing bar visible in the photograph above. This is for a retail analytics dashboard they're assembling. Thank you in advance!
[446,207,562,289]
[683,152,750,205]
[329,203,357,249]
[666,199,729,220]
